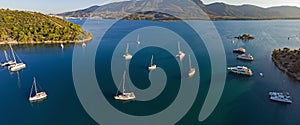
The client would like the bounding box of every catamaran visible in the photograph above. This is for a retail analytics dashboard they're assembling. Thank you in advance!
[269,92,292,104]
[114,71,136,101]
[188,55,196,77]
[176,41,185,61]
[136,34,141,45]
[148,55,156,70]
[123,43,132,61]
[269,80,293,104]
[29,77,47,102]
[7,45,26,72]
[1,50,15,67]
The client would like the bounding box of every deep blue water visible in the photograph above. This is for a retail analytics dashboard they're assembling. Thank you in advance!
[0,19,300,125]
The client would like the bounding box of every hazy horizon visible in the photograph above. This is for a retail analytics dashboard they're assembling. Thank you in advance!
[0,0,300,14]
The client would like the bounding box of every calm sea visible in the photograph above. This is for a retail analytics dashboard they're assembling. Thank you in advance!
[0,19,300,125]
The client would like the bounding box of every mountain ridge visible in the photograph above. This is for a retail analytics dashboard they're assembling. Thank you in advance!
[58,0,300,20]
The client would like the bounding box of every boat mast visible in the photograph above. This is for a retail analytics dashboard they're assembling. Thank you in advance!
[178,41,181,52]
[3,50,9,61]
[29,83,34,97]
[137,34,140,42]
[9,44,17,63]
[189,55,192,69]
[150,55,154,66]
[34,77,38,95]
[122,71,126,94]
[126,43,129,54]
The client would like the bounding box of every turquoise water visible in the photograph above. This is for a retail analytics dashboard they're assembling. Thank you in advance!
[0,19,300,125]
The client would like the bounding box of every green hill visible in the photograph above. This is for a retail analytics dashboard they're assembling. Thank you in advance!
[0,9,91,44]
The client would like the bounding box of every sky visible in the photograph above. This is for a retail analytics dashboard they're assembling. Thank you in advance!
[0,0,300,14]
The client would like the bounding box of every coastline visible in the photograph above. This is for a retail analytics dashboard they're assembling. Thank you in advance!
[272,49,300,81]
[0,36,92,45]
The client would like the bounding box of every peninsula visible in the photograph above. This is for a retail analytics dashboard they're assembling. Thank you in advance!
[0,9,92,45]
[272,48,300,81]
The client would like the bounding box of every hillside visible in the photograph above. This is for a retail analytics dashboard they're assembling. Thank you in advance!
[58,0,300,20]
[272,48,300,81]
[0,9,91,44]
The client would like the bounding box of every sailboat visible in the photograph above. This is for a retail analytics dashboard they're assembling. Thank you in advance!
[1,50,15,67]
[60,43,64,49]
[82,42,86,48]
[148,55,156,70]
[136,34,140,45]
[7,45,26,72]
[29,77,47,102]
[123,43,132,61]
[176,41,185,61]
[188,55,196,77]
[114,71,136,100]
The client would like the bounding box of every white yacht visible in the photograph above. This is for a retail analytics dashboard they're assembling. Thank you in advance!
[7,45,26,72]
[176,41,185,61]
[114,71,136,101]
[148,55,156,70]
[227,66,253,76]
[188,55,195,77]
[123,43,132,61]
[1,50,15,67]
[29,77,47,102]
[237,54,254,61]
[233,48,246,53]
[269,92,292,104]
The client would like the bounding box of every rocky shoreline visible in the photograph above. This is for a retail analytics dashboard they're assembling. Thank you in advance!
[272,48,300,81]
[0,36,92,45]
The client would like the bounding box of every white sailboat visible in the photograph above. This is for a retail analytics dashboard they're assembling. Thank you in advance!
[136,34,140,45]
[123,43,132,61]
[60,43,64,49]
[29,77,47,102]
[7,45,26,72]
[176,41,185,61]
[148,55,156,70]
[82,42,86,48]
[188,55,196,77]
[1,50,15,67]
[114,71,136,101]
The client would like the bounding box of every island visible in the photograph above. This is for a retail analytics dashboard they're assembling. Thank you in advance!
[0,9,92,45]
[235,34,255,40]
[272,48,300,81]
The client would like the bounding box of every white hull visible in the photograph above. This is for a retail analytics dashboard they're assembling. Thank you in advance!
[233,48,246,53]
[176,52,185,61]
[9,63,26,72]
[123,54,132,61]
[188,68,196,77]
[237,54,254,61]
[114,92,135,100]
[148,65,157,70]
[82,43,86,48]
[29,92,47,102]
[227,66,253,76]
[1,61,15,67]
